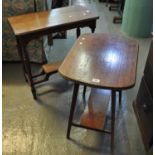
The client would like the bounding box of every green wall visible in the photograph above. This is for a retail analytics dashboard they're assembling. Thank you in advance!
[122,0,153,37]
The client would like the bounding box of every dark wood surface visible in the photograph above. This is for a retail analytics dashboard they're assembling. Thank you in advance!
[59,33,139,90]
[80,89,110,130]
[8,5,99,36]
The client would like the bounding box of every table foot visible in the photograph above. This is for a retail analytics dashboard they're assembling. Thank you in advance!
[32,87,37,100]
[24,73,28,83]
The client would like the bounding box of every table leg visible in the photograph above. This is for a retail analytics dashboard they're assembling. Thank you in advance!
[82,85,87,101]
[88,20,97,33]
[118,90,122,106]
[111,90,116,149]
[21,39,37,99]
[76,27,81,38]
[24,51,37,99]
[91,26,96,33]
[41,38,48,64]
[67,83,79,139]
[16,36,51,99]
[16,37,28,82]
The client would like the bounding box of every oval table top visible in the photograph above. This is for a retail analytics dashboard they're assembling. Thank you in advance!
[59,33,139,90]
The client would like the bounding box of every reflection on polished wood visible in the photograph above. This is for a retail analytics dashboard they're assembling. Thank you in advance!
[59,33,139,90]
[8,5,99,36]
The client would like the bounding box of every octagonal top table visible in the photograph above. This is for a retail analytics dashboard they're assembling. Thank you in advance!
[58,33,139,148]
[59,33,139,90]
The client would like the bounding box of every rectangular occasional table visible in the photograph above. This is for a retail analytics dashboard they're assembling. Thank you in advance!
[59,33,139,148]
[8,5,99,99]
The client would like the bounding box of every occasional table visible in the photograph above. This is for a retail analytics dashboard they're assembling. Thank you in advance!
[59,33,139,148]
[8,5,99,99]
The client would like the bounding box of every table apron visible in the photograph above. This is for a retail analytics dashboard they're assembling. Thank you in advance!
[16,19,98,44]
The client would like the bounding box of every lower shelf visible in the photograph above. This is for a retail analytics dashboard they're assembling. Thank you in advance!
[42,61,62,74]
[80,88,111,130]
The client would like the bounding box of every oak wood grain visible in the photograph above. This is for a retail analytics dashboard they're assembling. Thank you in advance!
[8,5,99,36]
[80,88,110,130]
[59,33,139,90]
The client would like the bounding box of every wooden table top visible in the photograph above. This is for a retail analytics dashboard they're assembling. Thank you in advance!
[8,5,99,36]
[59,33,139,90]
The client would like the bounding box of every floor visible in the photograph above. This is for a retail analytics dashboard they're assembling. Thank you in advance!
[2,0,152,155]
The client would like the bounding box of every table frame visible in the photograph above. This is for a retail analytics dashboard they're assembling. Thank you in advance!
[58,33,138,149]
[67,83,121,149]
[13,14,98,99]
